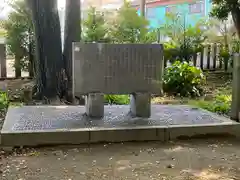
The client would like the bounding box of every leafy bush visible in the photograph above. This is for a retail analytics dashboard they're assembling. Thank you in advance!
[0,91,9,110]
[212,94,231,114]
[232,39,240,53]
[163,61,205,97]
[104,95,129,105]
[163,39,204,64]
[190,94,231,115]
[163,41,180,63]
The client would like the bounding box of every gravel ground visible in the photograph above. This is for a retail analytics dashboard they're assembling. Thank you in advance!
[0,63,238,180]
[0,78,31,129]
[1,139,240,180]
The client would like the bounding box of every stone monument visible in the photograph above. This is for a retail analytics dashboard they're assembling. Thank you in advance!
[72,43,164,118]
[2,43,239,147]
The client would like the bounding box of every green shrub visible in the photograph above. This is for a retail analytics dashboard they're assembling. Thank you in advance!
[190,94,231,115]
[104,95,130,105]
[232,39,240,53]
[163,61,205,97]
[163,40,201,63]
[163,41,180,63]
[211,94,231,114]
[0,91,9,110]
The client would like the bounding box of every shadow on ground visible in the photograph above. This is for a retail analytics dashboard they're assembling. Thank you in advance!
[1,138,240,180]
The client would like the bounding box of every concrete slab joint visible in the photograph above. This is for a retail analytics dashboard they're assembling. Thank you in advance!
[130,92,151,118]
[85,93,104,118]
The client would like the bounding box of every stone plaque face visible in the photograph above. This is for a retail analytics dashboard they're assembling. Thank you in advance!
[73,43,164,96]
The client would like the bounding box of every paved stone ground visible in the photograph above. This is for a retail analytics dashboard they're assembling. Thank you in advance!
[1,139,240,180]
[2,105,234,133]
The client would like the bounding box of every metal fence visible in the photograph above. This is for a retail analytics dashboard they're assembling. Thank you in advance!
[164,43,234,71]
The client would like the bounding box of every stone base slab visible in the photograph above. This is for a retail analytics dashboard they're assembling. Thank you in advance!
[167,123,240,140]
[1,127,166,146]
[1,105,239,146]
[89,126,165,143]
[1,129,89,146]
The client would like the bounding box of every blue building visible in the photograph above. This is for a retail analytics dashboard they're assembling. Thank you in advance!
[133,0,212,28]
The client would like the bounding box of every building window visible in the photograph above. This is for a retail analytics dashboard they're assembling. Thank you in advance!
[146,7,155,18]
[166,6,176,14]
[189,1,203,14]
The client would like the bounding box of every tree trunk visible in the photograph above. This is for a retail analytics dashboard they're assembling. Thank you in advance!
[231,8,240,38]
[15,55,21,78]
[28,29,34,78]
[223,23,228,48]
[63,0,81,102]
[26,0,63,99]
[140,0,146,17]
[28,42,34,78]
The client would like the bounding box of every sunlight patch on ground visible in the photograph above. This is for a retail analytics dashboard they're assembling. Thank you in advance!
[181,169,232,180]
[164,146,193,153]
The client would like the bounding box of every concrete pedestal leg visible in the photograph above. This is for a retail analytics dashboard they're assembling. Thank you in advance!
[86,93,104,118]
[130,92,151,118]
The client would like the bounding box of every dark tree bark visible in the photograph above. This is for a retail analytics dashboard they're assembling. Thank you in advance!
[28,41,34,78]
[63,0,81,102]
[231,7,240,38]
[28,29,34,78]
[26,0,63,100]
[15,55,21,78]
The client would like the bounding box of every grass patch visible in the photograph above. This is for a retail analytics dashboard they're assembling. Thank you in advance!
[9,102,23,107]
[104,95,130,105]
[0,91,9,111]
[189,77,232,115]
[189,95,231,115]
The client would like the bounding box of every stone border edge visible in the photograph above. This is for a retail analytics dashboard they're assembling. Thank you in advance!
[1,122,240,147]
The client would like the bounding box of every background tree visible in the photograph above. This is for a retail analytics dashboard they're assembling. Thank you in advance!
[210,0,240,38]
[0,29,6,38]
[160,12,207,62]
[26,0,63,100]
[82,7,108,42]
[24,0,82,102]
[205,18,236,44]
[109,1,149,43]
[2,0,33,78]
[63,0,81,102]
[160,12,184,41]
[0,0,8,14]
